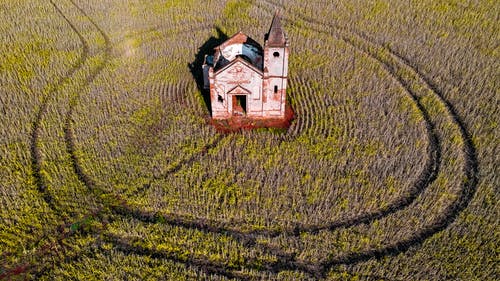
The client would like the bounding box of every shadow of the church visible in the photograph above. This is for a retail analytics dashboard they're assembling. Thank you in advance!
[188,27,228,116]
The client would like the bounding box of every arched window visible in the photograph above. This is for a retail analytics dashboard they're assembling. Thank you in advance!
[273,51,280,58]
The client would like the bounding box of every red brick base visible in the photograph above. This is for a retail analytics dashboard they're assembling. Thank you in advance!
[208,105,295,133]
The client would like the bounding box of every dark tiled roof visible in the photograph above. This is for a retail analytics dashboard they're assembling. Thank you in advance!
[266,11,286,46]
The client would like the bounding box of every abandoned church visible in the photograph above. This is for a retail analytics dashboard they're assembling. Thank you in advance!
[203,11,289,119]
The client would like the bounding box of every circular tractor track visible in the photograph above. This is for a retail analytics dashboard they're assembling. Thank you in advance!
[13,0,479,280]
[262,0,478,275]
[12,0,110,278]
[30,0,90,215]
[67,2,459,279]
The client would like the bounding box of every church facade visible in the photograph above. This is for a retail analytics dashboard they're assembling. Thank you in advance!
[203,12,289,119]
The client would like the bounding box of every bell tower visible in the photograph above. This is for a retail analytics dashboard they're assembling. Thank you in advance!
[262,10,289,117]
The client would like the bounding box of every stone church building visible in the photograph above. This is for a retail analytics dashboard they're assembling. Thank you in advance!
[203,11,289,119]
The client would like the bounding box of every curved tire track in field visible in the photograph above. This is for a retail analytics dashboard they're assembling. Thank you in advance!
[151,134,225,180]
[48,6,254,276]
[109,1,440,239]
[63,4,441,279]
[11,2,253,280]
[95,19,438,281]
[56,7,318,277]
[106,232,323,280]
[63,0,112,194]
[43,2,476,280]
[7,0,138,279]
[318,27,478,272]
[30,0,90,213]
[67,23,223,187]
[280,24,442,236]
[63,3,440,279]
[8,1,92,278]
[110,1,440,241]
[57,5,256,279]
[262,0,478,274]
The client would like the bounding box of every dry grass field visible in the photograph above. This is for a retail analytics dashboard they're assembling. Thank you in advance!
[0,0,498,280]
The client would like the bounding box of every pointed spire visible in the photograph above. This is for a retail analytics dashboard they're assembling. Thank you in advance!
[266,10,287,46]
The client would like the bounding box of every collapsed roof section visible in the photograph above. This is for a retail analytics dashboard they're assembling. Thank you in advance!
[212,32,263,72]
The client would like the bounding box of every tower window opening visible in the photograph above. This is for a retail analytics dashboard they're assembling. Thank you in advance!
[273,51,280,58]
[274,85,278,93]
[218,95,224,103]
